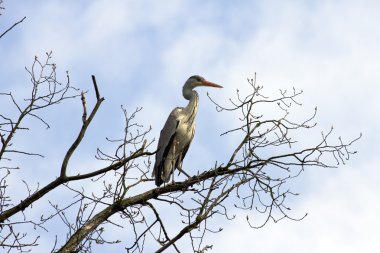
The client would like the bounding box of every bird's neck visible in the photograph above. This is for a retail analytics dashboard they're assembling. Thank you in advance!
[184,90,199,122]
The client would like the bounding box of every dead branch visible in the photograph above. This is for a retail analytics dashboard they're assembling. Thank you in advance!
[1,71,360,252]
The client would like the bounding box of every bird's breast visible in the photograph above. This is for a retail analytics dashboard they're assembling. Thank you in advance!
[176,121,190,137]
[175,120,194,147]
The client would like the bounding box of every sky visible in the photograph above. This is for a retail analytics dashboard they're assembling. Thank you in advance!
[1,0,379,252]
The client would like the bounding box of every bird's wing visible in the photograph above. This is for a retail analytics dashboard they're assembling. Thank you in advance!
[153,108,182,186]
[177,124,195,168]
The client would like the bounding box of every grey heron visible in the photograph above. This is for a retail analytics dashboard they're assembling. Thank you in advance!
[153,75,223,186]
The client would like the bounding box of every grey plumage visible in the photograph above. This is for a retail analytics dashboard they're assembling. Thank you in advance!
[153,75,223,186]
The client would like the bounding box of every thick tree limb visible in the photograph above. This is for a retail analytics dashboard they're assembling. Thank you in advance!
[56,168,225,252]
[0,148,152,223]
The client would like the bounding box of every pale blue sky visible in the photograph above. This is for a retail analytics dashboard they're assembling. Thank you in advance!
[1,1,379,252]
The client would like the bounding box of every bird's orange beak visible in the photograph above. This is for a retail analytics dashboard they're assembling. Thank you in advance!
[202,80,223,88]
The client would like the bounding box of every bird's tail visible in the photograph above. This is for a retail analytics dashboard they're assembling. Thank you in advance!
[154,164,164,187]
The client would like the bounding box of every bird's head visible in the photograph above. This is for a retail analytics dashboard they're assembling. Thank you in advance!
[183,75,223,91]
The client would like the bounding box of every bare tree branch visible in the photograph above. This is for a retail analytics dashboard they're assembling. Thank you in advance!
[1,67,360,252]
[60,75,104,178]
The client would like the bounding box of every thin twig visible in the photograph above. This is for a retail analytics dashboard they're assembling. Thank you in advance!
[0,16,26,39]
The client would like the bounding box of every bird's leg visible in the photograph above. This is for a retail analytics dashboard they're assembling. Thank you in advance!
[171,146,176,184]
[171,168,175,184]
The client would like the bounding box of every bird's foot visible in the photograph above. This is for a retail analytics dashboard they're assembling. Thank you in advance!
[177,167,191,179]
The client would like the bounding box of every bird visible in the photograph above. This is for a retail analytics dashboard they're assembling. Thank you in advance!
[152,75,223,186]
